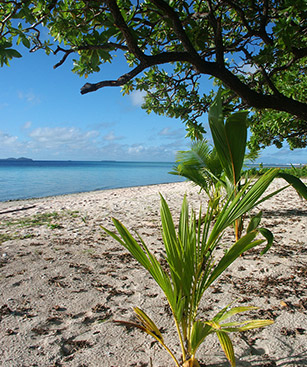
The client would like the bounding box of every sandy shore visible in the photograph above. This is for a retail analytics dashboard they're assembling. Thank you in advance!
[0,180,306,367]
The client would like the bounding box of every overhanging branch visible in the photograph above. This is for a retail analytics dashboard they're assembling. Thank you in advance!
[105,0,147,62]
[80,51,196,94]
[80,64,146,94]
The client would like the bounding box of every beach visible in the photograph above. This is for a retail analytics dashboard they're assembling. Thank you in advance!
[0,180,306,367]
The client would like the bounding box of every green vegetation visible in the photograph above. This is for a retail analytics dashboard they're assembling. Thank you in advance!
[173,92,307,241]
[0,210,81,245]
[4,212,61,228]
[101,94,307,366]
[246,165,307,178]
[0,232,36,244]
[102,173,277,367]
[1,1,306,148]
[1,210,80,231]
[0,233,13,244]
[171,139,224,218]
[101,93,307,365]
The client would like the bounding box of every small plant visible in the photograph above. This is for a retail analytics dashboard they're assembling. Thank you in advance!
[102,170,279,367]
[5,212,60,228]
[48,223,63,230]
[173,91,307,241]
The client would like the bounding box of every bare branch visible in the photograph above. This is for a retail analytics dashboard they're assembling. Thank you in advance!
[80,64,146,94]
[53,43,129,69]
[80,51,195,94]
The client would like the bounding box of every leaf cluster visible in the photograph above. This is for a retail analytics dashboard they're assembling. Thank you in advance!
[173,91,307,241]
[1,0,306,147]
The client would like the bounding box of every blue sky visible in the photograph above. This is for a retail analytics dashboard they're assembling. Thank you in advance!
[0,49,306,163]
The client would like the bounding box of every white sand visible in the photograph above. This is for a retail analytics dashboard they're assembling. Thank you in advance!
[0,180,306,367]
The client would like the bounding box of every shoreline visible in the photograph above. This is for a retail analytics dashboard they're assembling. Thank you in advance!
[0,179,306,366]
[0,180,186,205]
[0,160,184,203]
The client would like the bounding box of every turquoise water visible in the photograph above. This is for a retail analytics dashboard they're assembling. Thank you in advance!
[0,160,184,202]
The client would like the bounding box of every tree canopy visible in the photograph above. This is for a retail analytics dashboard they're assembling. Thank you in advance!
[1,0,306,149]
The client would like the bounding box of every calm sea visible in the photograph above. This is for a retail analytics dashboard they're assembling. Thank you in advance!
[0,160,185,202]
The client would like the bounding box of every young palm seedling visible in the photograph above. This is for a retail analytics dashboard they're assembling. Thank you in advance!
[101,169,280,367]
[172,91,307,241]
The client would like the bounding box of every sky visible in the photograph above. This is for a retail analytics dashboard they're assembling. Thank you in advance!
[0,48,306,164]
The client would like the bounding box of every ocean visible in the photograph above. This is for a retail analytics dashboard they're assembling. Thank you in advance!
[0,160,185,202]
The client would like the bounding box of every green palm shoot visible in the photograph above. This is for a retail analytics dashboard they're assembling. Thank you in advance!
[173,90,307,241]
[101,169,281,367]
[171,139,224,218]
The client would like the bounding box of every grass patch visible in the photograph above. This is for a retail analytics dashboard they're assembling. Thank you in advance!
[5,212,60,227]
[3,210,81,229]
[66,210,80,218]
[0,232,37,244]
[0,233,14,244]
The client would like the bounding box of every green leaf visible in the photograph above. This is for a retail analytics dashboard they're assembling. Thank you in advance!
[225,110,248,183]
[209,90,248,185]
[190,320,213,355]
[21,36,31,48]
[278,172,307,200]
[208,90,233,181]
[216,331,236,367]
[5,49,22,58]
[217,306,259,323]
[133,307,164,343]
[208,169,279,243]
[246,211,262,233]
[221,319,274,332]
[101,219,173,300]
[205,231,264,289]
[258,227,274,255]
[160,194,182,277]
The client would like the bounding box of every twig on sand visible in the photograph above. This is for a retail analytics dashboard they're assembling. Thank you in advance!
[0,205,36,215]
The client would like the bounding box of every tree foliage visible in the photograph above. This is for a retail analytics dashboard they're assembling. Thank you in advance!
[1,0,306,147]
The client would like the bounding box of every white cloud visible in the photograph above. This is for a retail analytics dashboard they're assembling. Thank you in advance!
[0,124,187,161]
[240,63,257,75]
[128,145,144,154]
[18,90,41,105]
[28,127,100,151]
[95,140,185,162]
[158,127,185,140]
[103,131,124,141]
[23,121,32,129]
[0,130,18,146]
[129,90,146,106]
[256,145,307,165]
[0,130,24,158]
[159,127,171,136]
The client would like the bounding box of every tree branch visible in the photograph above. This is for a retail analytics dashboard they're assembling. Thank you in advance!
[80,64,146,94]
[105,0,147,63]
[78,0,307,122]
[80,51,194,94]
[292,47,307,59]
[207,0,224,65]
[151,0,200,58]
[53,43,128,69]
[224,0,273,45]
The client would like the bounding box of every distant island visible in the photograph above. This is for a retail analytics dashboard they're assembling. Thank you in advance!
[0,157,33,161]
